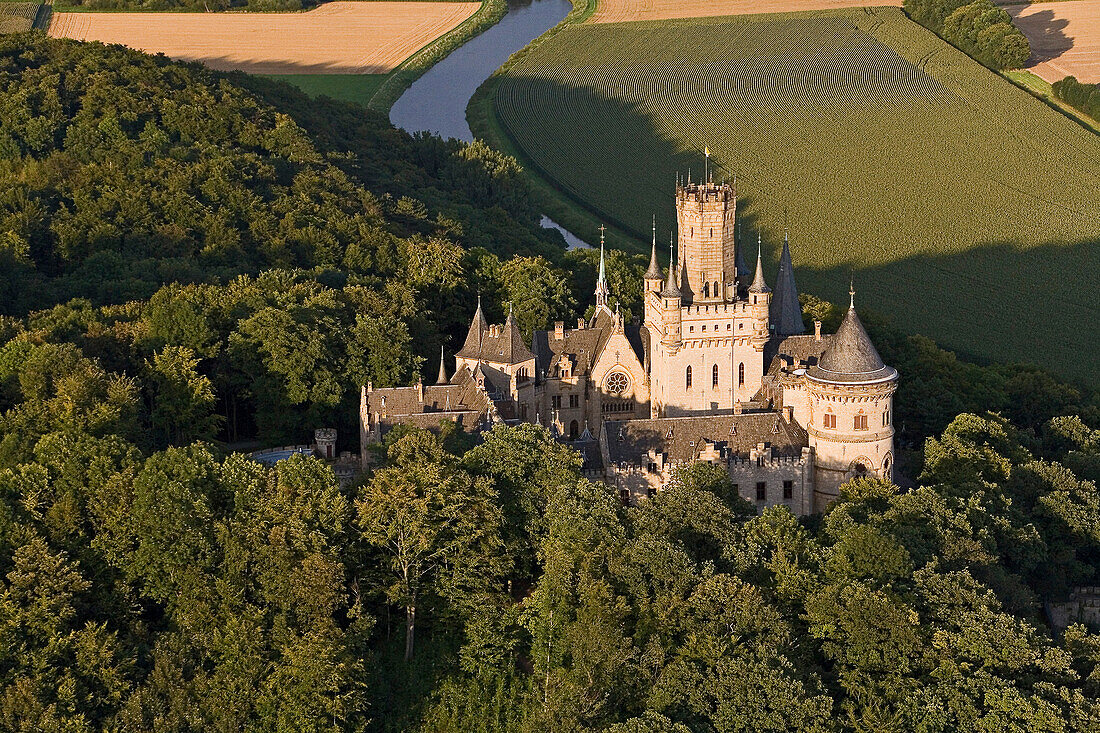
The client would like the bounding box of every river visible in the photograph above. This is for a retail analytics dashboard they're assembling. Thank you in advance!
[389,0,591,250]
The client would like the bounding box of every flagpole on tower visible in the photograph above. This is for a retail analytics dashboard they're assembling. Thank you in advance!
[704,146,710,184]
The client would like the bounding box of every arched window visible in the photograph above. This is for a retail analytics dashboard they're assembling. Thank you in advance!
[712,364,719,387]
[884,456,892,477]
[703,282,710,298]
[569,420,579,440]
[709,228,713,237]
[738,362,745,386]
[713,281,720,297]
[686,366,692,389]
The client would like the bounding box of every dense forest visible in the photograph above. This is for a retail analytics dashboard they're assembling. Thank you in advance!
[2,34,1100,731]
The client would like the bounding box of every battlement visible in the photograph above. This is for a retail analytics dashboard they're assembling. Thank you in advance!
[676,180,735,204]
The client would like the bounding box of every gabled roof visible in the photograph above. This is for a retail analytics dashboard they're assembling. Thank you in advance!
[455,306,536,366]
[807,299,896,384]
[604,413,807,465]
[769,234,805,336]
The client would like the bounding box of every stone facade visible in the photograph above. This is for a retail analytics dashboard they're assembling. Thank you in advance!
[359,179,898,515]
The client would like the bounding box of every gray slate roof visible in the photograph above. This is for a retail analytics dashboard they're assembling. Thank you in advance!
[456,309,536,365]
[769,236,805,336]
[764,334,834,376]
[364,368,493,436]
[807,306,896,384]
[604,413,807,465]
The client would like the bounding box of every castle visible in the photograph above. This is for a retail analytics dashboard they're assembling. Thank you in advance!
[360,180,897,514]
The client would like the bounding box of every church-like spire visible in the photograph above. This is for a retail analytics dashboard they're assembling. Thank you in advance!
[594,224,610,309]
[770,230,805,336]
[436,346,448,384]
[749,233,770,293]
[660,234,681,298]
[645,215,662,281]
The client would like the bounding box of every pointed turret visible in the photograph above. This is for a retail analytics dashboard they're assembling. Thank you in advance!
[499,303,536,364]
[456,295,489,360]
[808,286,895,384]
[749,234,770,293]
[644,216,663,283]
[660,237,681,298]
[436,346,448,384]
[770,231,805,336]
[594,225,610,309]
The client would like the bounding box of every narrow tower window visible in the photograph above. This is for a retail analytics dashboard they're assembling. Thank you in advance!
[686,366,692,389]
[738,362,745,386]
[854,414,868,431]
[703,282,710,298]
[712,364,719,387]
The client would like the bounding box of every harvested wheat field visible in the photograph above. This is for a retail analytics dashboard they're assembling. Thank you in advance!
[48,1,480,74]
[1007,1,1100,83]
[588,0,900,25]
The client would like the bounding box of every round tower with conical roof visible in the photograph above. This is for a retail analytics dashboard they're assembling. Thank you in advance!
[805,288,897,511]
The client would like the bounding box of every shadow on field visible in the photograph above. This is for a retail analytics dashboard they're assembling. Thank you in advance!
[794,237,1100,388]
[1007,7,1074,65]
[490,74,1100,387]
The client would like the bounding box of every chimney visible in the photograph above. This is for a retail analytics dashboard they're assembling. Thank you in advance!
[554,321,564,340]
[577,318,585,330]
[814,320,822,341]
[734,401,743,415]
[785,405,794,422]
[416,377,424,403]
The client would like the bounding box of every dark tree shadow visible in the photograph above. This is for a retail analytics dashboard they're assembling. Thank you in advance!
[1006,7,1074,65]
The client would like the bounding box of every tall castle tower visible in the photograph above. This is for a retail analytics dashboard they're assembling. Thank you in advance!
[644,180,768,417]
[676,180,737,302]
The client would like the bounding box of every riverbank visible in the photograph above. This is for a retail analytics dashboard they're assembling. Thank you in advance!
[366,0,508,113]
[465,0,642,254]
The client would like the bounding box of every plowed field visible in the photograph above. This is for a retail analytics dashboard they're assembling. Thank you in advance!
[48,1,480,74]
[1007,1,1100,83]
[588,0,900,25]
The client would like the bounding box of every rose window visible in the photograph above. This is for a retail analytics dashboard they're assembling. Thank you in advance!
[605,372,629,395]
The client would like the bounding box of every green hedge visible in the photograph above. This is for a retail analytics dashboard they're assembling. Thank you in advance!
[904,0,1029,70]
[1053,75,1100,121]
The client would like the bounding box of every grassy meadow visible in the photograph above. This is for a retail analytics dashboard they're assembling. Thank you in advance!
[476,7,1100,386]
[263,73,388,107]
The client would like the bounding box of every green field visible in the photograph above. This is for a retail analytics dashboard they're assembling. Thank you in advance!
[475,6,1100,386]
[263,74,387,107]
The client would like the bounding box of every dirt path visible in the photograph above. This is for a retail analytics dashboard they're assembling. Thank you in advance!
[1006,1,1100,83]
[587,0,901,25]
[48,1,480,74]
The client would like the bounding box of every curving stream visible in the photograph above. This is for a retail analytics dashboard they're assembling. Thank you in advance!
[389,0,591,249]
